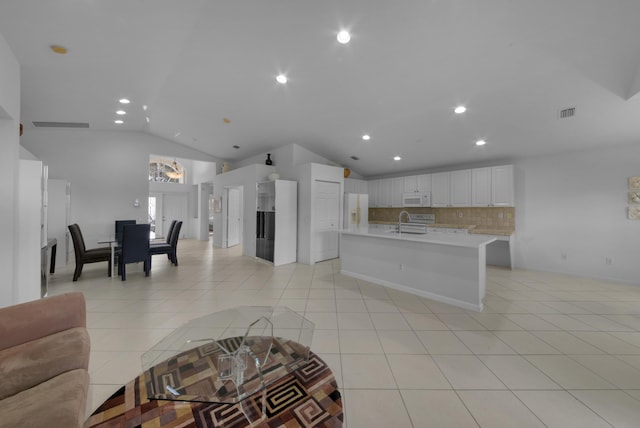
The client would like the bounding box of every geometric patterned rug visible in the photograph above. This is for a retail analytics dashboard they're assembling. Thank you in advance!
[84,352,343,427]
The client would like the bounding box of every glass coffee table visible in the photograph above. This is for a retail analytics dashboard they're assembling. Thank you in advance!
[141,306,314,425]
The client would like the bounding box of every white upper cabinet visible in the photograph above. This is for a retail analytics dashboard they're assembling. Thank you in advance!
[450,169,471,206]
[403,174,431,193]
[417,174,432,192]
[391,177,404,207]
[368,180,380,207]
[378,179,392,207]
[471,165,514,206]
[491,165,514,206]
[345,178,368,194]
[431,172,450,207]
[368,164,513,208]
[404,175,418,193]
[471,167,491,206]
[375,178,404,207]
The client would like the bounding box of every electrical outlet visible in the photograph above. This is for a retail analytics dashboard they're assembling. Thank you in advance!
[458,212,463,218]
[498,211,504,219]
[605,257,613,265]
[399,263,404,270]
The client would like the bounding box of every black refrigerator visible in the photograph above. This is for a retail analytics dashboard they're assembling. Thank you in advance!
[256,211,275,262]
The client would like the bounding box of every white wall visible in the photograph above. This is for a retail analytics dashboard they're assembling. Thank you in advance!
[0,33,20,307]
[212,164,275,256]
[514,143,640,284]
[233,143,352,181]
[294,163,345,265]
[22,129,220,249]
[17,160,43,302]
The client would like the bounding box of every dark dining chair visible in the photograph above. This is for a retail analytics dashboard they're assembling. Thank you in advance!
[150,221,182,266]
[68,223,112,281]
[153,220,176,246]
[115,220,136,246]
[118,224,151,281]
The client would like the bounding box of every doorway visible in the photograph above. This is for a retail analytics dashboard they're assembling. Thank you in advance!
[149,192,188,239]
[313,180,341,262]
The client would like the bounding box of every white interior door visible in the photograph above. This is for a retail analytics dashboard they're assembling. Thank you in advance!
[164,193,188,238]
[313,180,340,262]
[149,192,164,238]
[226,187,241,247]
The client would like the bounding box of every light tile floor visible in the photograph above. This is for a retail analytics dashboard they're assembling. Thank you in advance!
[48,239,640,427]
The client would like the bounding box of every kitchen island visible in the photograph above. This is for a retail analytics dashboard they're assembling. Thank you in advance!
[340,228,496,311]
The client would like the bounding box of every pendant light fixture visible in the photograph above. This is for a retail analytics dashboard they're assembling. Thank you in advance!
[165,160,183,179]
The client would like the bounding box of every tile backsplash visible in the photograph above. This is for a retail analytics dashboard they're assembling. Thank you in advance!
[369,207,515,231]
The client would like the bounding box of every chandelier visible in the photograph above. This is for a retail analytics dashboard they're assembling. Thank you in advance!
[165,160,183,179]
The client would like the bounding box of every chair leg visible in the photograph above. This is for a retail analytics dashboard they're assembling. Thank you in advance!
[121,264,126,281]
[73,263,83,281]
[108,258,112,277]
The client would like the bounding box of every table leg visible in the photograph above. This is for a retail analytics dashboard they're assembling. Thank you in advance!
[49,243,57,274]
[111,244,116,277]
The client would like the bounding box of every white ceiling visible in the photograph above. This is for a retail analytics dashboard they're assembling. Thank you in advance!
[2,0,640,177]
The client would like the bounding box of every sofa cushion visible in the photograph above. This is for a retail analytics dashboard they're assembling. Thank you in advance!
[0,293,86,352]
[0,327,90,400]
[0,368,88,428]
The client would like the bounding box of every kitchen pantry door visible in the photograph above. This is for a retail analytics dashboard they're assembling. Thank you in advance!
[314,180,340,262]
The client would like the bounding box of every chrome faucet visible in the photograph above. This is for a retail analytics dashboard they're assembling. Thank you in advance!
[398,210,410,226]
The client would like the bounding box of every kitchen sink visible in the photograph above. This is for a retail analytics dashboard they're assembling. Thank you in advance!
[399,223,428,234]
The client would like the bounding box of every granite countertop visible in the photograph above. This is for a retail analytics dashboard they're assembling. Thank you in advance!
[427,223,476,230]
[341,228,497,248]
[368,221,514,236]
[469,229,514,236]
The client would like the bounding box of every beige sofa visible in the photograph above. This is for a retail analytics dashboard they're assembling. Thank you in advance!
[0,292,90,427]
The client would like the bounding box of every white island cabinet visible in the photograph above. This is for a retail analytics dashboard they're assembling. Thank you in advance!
[340,229,495,311]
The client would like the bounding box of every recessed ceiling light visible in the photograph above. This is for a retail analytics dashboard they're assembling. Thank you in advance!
[476,139,486,146]
[276,74,288,84]
[393,156,402,161]
[142,105,148,111]
[114,120,123,124]
[116,110,126,115]
[454,106,466,114]
[119,98,130,104]
[145,117,150,123]
[50,45,68,54]
[362,134,371,141]
[337,30,351,44]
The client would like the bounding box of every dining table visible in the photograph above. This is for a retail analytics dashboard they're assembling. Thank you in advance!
[97,237,118,277]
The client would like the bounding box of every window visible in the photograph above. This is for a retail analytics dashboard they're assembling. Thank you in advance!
[149,158,185,183]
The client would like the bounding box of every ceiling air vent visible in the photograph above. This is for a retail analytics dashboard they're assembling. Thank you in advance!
[559,107,576,119]
[32,121,90,128]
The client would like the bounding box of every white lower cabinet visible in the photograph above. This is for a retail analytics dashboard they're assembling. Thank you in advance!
[472,233,514,269]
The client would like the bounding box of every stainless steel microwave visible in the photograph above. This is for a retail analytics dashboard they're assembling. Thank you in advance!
[402,192,431,207]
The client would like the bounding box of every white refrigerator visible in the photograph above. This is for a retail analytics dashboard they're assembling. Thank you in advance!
[343,193,368,231]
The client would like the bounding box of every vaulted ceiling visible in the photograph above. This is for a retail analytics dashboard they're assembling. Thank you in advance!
[2,0,640,176]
